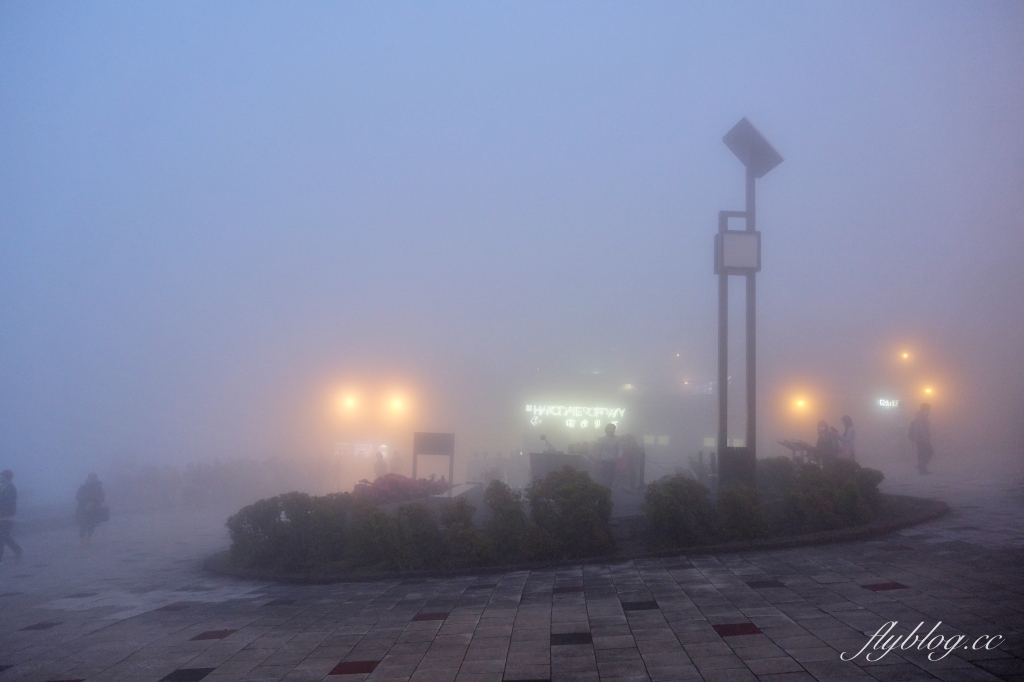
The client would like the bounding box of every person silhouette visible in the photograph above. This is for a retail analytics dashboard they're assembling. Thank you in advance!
[76,473,107,546]
[0,469,22,561]
[909,403,933,474]
[594,423,623,488]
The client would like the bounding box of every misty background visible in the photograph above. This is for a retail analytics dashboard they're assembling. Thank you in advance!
[2,2,1022,506]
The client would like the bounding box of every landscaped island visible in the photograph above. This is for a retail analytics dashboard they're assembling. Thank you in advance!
[214,455,928,581]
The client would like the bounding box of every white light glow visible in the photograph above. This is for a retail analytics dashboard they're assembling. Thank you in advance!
[879,399,899,408]
[526,404,625,429]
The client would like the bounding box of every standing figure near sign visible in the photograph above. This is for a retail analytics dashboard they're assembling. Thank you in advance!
[594,423,622,489]
[839,416,857,462]
[373,451,388,480]
[909,404,933,474]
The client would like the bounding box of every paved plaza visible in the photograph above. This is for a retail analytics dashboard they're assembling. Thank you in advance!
[1,467,1023,682]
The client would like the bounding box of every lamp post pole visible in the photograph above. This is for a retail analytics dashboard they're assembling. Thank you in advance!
[745,167,757,456]
[715,118,782,489]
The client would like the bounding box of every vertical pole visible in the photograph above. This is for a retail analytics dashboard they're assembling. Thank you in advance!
[449,454,455,497]
[412,453,418,480]
[717,212,729,463]
[745,168,757,457]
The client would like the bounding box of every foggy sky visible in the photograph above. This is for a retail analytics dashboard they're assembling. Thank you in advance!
[2,2,1023,498]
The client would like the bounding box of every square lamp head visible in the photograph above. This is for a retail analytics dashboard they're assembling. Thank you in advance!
[723,117,783,179]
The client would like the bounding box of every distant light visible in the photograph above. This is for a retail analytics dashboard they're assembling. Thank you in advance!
[794,398,807,409]
[902,352,910,360]
[390,398,404,410]
[879,399,899,408]
[924,387,933,394]
[676,353,680,357]
[623,383,634,391]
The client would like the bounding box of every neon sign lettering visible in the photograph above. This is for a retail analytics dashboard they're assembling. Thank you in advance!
[526,404,625,429]
[878,399,899,408]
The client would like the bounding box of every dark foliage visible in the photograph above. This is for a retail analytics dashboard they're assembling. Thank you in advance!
[642,475,716,548]
[526,466,614,559]
[226,491,349,571]
[717,484,770,541]
[227,469,616,573]
[759,456,885,534]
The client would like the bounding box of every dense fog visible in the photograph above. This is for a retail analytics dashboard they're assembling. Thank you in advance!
[1,2,1022,508]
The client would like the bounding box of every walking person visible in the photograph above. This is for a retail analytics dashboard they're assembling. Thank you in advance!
[594,423,623,489]
[839,416,857,462]
[76,473,107,546]
[909,404,933,474]
[0,469,23,562]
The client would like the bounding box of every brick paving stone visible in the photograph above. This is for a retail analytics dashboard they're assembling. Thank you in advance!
[2,472,1024,681]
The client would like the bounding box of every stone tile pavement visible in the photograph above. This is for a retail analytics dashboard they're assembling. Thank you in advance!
[1,468,1022,682]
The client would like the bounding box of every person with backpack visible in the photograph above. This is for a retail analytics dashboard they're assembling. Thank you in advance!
[0,469,23,562]
[76,473,107,546]
[909,404,933,474]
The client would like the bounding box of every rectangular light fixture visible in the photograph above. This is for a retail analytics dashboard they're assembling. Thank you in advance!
[715,230,761,273]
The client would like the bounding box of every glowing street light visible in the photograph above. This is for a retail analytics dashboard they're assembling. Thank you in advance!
[336,392,360,415]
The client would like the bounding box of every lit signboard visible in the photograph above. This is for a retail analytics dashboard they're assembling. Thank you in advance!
[525,404,625,429]
[878,399,899,408]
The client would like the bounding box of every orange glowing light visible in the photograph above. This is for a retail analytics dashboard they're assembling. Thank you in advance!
[336,392,360,414]
[794,398,807,409]
[901,352,909,359]
[924,387,933,395]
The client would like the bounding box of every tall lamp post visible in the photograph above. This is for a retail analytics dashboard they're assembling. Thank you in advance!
[715,118,783,488]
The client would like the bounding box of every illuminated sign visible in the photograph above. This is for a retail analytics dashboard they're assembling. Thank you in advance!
[878,399,899,408]
[525,404,625,429]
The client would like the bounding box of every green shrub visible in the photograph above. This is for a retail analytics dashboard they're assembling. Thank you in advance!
[440,498,491,567]
[779,488,840,533]
[717,484,769,541]
[226,491,329,571]
[527,466,613,559]
[770,457,885,533]
[484,480,529,560]
[345,502,445,570]
[855,466,885,506]
[226,495,286,567]
[642,475,715,548]
[344,505,391,566]
[756,457,797,502]
[396,503,445,569]
[308,493,349,563]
